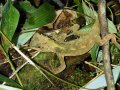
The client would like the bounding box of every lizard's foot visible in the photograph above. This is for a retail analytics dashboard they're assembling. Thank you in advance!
[51,62,66,74]
[51,56,66,74]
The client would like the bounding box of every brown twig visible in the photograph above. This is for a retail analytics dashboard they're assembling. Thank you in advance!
[98,0,115,90]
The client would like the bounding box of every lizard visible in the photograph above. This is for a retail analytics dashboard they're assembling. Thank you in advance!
[30,18,120,74]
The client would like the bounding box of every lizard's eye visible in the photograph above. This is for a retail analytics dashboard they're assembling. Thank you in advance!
[64,34,80,42]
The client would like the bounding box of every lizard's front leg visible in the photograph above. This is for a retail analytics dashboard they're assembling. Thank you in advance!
[96,34,120,49]
[51,54,66,74]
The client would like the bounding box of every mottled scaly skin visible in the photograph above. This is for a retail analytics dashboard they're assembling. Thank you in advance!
[30,18,119,74]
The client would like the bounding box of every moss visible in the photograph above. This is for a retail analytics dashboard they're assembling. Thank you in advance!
[18,64,53,90]
[34,52,60,70]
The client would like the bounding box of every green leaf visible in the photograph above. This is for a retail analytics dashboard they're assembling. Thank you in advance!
[1,0,20,53]
[82,1,97,24]
[108,19,117,33]
[77,2,84,13]
[74,0,80,4]
[0,85,22,90]
[0,4,2,26]
[19,1,36,14]
[15,2,56,46]
[15,31,35,47]
[0,74,22,88]
[74,0,83,13]
[23,2,56,29]
[90,44,99,61]
[80,23,93,32]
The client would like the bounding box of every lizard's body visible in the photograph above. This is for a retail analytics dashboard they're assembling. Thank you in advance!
[30,18,119,74]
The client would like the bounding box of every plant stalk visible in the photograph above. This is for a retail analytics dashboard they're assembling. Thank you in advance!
[98,0,115,90]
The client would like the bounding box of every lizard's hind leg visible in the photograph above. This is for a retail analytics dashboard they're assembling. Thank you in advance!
[51,54,66,74]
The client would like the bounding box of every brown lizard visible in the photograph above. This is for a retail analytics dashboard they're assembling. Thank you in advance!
[30,18,120,74]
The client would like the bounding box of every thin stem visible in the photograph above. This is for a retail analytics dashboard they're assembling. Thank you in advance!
[0,45,23,86]
[98,0,115,90]
[65,0,69,7]
[84,61,103,72]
